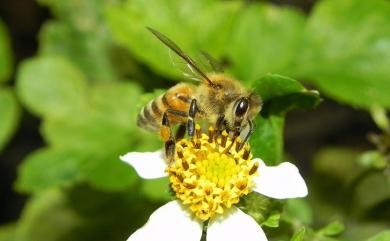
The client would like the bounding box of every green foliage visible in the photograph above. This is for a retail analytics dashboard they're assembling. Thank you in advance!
[0,20,12,82]
[106,0,241,79]
[16,148,85,193]
[318,221,345,237]
[11,185,162,241]
[227,4,305,82]
[250,74,320,164]
[250,115,284,165]
[17,56,87,117]
[370,105,390,133]
[284,199,313,225]
[15,78,161,192]
[290,228,305,241]
[366,231,390,241]
[294,0,390,109]
[140,177,172,201]
[358,151,388,170]
[237,192,283,227]
[0,224,16,241]
[15,56,161,192]
[2,0,390,241]
[0,20,19,152]
[0,88,20,152]
[38,0,119,82]
[254,74,320,116]
[262,211,281,228]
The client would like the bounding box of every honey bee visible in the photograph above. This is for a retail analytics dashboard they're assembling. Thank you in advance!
[138,27,262,162]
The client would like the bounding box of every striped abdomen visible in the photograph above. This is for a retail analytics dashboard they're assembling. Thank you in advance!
[137,83,195,131]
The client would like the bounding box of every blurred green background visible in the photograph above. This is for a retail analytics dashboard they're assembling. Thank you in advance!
[0,0,390,240]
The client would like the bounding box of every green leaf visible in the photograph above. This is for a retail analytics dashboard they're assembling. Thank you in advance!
[318,221,345,237]
[250,74,319,165]
[0,88,20,152]
[105,0,240,78]
[37,0,115,31]
[16,56,87,116]
[89,81,143,131]
[0,224,16,241]
[81,153,137,191]
[237,192,282,225]
[358,151,388,170]
[253,74,320,116]
[250,115,284,165]
[41,81,149,152]
[313,147,363,184]
[227,4,305,82]
[0,20,12,82]
[370,105,390,132]
[355,173,390,211]
[14,186,161,241]
[24,79,160,191]
[295,0,390,109]
[290,227,306,241]
[345,223,390,241]
[42,109,130,152]
[285,199,313,225]
[36,0,126,82]
[16,147,137,193]
[366,231,390,241]
[16,148,85,193]
[15,189,80,241]
[39,20,117,82]
[261,211,280,228]
[141,177,172,201]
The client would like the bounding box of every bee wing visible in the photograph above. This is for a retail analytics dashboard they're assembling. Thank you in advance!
[169,50,224,82]
[199,51,224,73]
[169,50,204,82]
[147,27,216,86]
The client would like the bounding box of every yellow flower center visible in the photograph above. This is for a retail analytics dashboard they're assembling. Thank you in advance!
[166,125,259,221]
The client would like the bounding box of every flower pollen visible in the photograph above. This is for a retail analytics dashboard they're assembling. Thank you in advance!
[167,125,259,221]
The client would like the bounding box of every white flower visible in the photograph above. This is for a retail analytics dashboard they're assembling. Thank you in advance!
[120,129,307,241]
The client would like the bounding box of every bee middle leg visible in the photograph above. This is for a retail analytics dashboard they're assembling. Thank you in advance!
[187,99,198,138]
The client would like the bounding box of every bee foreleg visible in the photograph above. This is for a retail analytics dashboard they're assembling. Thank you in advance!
[239,119,256,150]
[215,114,226,136]
[187,99,198,138]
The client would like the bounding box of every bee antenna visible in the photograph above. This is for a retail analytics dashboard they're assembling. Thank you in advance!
[146,27,216,88]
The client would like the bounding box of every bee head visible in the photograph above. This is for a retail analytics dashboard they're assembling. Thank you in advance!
[227,93,262,131]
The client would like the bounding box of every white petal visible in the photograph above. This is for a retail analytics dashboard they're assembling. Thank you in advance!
[252,159,308,199]
[207,207,268,241]
[120,150,168,179]
[127,201,203,241]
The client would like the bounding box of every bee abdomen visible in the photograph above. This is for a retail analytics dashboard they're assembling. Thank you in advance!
[137,95,166,131]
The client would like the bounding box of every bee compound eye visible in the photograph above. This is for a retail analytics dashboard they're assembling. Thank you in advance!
[235,98,249,117]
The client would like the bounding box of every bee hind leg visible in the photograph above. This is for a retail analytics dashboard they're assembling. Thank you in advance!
[161,109,188,163]
[175,125,186,141]
[160,112,176,164]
